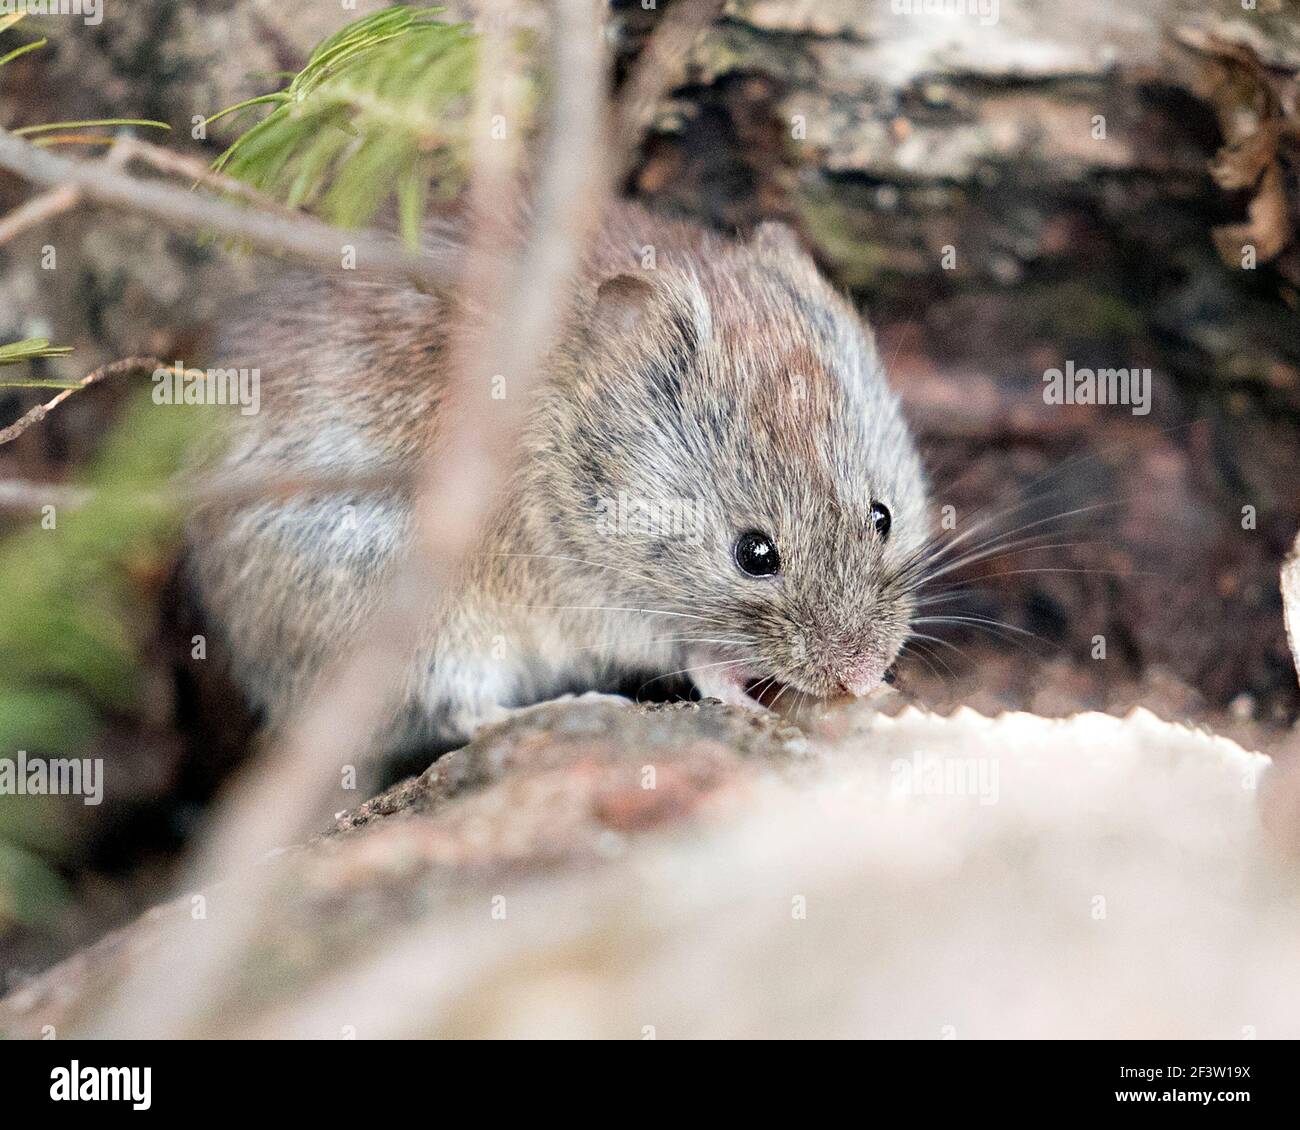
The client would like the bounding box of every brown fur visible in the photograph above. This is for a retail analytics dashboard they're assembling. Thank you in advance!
[187,202,929,749]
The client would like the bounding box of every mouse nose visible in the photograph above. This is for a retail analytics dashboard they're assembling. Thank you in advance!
[836,656,886,698]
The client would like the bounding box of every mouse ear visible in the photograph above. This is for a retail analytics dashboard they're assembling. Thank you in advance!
[591,273,657,337]
[750,220,803,257]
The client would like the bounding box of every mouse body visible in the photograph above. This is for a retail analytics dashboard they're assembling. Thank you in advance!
[188,201,930,748]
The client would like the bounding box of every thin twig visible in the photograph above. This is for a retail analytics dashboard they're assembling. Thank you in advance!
[0,463,417,514]
[89,0,728,1038]
[0,355,162,447]
[0,126,462,292]
[92,0,610,1039]
[0,183,79,245]
[104,136,306,221]
[0,479,90,510]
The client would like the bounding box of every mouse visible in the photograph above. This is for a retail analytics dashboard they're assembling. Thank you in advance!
[186,201,931,751]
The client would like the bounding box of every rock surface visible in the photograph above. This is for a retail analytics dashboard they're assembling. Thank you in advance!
[3,697,1297,1039]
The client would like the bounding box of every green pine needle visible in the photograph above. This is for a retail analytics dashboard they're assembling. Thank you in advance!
[0,35,45,69]
[0,338,74,367]
[12,118,171,136]
[209,5,488,245]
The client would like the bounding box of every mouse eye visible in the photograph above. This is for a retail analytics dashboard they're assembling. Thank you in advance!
[869,501,891,541]
[734,530,781,577]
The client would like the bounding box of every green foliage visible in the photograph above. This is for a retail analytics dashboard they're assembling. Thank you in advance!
[12,120,170,136]
[209,5,480,244]
[0,393,206,928]
[0,394,200,728]
[15,119,171,149]
[0,12,184,931]
[0,339,73,368]
[0,836,65,927]
[0,32,46,70]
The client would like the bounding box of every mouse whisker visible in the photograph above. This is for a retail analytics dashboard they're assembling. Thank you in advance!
[949,566,1153,583]
[634,656,759,701]
[894,493,1118,583]
[768,678,799,717]
[911,586,993,608]
[557,635,749,656]
[916,422,1172,553]
[904,502,1119,585]
[917,537,1104,586]
[494,603,719,624]
[647,656,758,682]
[912,614,1040,637]
[897,640,946,683]
[909,554,1150,609]
[924,513,1115,572]
[906,631,974,664]
[911,615,1048,656]
[745,672,782,705]
[918,422,1199,543]
[899,638,958,683]
[485,552,668,591]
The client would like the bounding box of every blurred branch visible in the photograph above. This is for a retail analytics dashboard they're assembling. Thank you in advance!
[0,184,78,244]
[92,0,608,1037]
[0,480,90,510]
[88,0,729,1037]
[0,126,462,292]
[1284,534,1300,688]
[104,137,305,221]
[0,356,162,448]
[1,461,415,514]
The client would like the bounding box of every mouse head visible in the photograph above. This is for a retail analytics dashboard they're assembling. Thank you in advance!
[535,221,930,707]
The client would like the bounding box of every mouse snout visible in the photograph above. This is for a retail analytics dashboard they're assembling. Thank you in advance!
[831,654,889,698]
